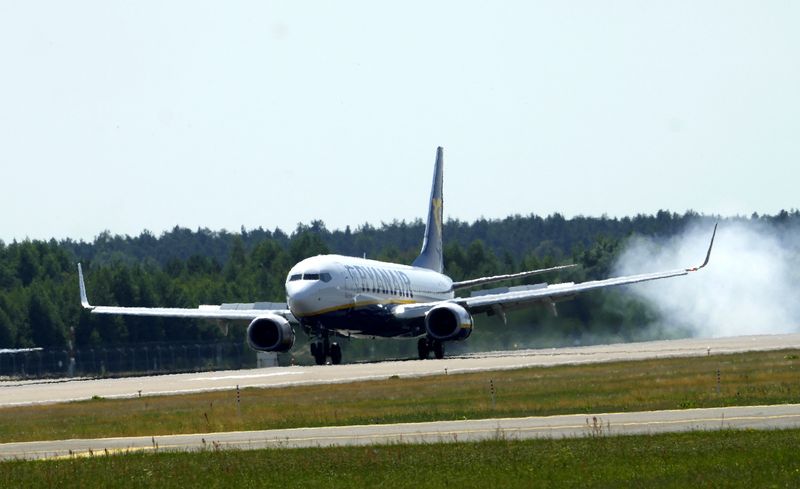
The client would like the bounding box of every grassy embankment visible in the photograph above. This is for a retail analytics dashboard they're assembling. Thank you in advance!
[3,429,800,488]
[1,349,798,444]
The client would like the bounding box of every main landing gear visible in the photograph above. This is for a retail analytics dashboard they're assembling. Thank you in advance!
[310,333,342,365]
[418,337,445,360]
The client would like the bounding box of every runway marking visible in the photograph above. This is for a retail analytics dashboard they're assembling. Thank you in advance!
[189,371,305,381]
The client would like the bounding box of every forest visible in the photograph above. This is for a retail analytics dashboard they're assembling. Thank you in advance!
[1,209,798,353]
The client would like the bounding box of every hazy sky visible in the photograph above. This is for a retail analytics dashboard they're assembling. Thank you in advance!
[1,1,798,242]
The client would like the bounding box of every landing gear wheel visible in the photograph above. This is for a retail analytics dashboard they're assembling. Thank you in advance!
[312,342,326,365]
[417,338,430,359]
[330,342,342,365]
[432,339,445,359]
[417,337,430,360]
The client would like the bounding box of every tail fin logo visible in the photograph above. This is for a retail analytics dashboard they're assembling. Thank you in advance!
[432,197,442,232]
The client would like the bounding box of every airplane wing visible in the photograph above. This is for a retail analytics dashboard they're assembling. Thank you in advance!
[395,223,717,320]
[458,268,690,315]
[78,264,296,322]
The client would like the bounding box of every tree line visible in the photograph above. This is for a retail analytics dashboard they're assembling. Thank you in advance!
[1,209,798,350]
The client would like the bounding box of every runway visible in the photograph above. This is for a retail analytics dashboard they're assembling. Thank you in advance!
[2,403,800,460]
[2,333,800,407]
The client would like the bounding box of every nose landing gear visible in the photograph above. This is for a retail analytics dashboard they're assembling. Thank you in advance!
[310,332,342,365]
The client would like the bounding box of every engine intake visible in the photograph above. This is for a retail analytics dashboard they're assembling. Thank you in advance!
[247,314,295,352]
[425,303,473,341]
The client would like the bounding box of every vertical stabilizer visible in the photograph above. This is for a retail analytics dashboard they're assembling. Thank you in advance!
[412,147,444,273]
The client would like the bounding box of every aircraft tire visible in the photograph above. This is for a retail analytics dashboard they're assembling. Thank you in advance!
[417,338,430,360]
[312,343,326,365]
[432,340,445,359]
[330,343,342,365]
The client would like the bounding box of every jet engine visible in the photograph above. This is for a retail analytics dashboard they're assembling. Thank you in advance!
[425,303,473,341]
[246,314,295,352]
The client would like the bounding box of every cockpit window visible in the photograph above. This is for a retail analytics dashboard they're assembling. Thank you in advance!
[291,272,332,282]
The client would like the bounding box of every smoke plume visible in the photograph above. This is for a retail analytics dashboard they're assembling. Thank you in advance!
[613,219,800,338]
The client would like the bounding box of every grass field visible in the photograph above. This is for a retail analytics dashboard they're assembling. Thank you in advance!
[1,349,799,444]
[3,429,800,488]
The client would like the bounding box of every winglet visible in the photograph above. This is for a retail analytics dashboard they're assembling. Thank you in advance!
[78,263,92,309]
[687,222,717,272]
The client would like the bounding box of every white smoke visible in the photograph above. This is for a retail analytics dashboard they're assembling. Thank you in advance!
[613,220,800,338]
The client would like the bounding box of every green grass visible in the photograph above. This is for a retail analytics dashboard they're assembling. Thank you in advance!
[1,349,799,444]
[3,429,800,488]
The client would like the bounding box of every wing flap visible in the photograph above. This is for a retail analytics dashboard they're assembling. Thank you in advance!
[452,264,576,290]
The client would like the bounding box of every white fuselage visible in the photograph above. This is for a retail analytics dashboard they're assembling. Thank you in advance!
[285,255,454,322]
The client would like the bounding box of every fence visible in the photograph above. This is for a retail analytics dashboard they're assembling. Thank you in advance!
[0,341,256,380]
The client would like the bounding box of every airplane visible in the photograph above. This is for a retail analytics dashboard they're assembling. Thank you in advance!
[78,147,717,365]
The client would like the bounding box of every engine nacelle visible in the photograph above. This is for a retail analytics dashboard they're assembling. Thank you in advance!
[247,314,295,352]
[425,303,473,341]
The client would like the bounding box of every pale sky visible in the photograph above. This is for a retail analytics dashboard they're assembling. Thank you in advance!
[1,1,798,242]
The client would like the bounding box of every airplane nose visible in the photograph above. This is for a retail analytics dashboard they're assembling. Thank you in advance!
[287,283,317,316]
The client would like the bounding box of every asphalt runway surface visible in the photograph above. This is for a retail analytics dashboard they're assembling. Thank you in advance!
[2,403,800,460]
[3,333,800,407]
